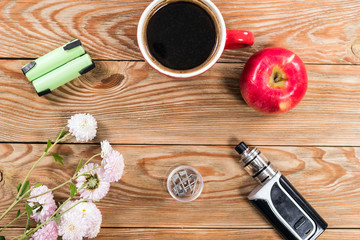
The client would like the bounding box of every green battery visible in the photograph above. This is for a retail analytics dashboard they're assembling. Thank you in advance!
[21,39,95,96]
[32,54,95,96]
[22,39,85,81]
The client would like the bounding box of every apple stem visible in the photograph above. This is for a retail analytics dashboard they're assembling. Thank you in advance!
[274,72,285,83]
[269,66,287,87]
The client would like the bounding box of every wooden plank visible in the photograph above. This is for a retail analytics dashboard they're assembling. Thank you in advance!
[1,60,360,146]
[0,144,359,228]
[95,229,360,240]
[0,0,359,64]
[1,228,360,240]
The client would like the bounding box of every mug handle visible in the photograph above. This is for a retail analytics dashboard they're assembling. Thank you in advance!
[225,30,254,49]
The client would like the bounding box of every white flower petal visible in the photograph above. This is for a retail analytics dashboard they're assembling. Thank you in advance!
[67,113,97,142]
[101,150,125,183]
[100,140,113,159]
[73,202,102,238]
[59,211,87,240]
[30,221,58,240]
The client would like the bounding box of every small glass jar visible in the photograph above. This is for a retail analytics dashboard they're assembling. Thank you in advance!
[167,165,203,202]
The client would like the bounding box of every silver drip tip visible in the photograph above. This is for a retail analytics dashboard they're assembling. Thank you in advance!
[235,142,277,184]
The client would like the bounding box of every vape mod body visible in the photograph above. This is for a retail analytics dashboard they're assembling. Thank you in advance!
[235,142,327,240]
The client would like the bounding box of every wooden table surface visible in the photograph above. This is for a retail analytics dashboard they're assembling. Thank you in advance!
[0,0,360,239]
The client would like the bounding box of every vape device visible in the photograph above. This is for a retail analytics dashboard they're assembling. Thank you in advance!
[22,39,95,96]
[235,142,327,240]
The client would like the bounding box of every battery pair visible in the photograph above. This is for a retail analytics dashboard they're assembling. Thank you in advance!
[22,39,95,96]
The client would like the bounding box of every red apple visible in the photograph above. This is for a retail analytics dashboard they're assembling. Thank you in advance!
[240,47,307,114]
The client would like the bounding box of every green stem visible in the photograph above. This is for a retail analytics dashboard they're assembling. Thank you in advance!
[0,186,32,221]
[24,180,72,201]
[23,162,102,202]
[10,166,97,240]
[74,165,104,179]
[0,211,26,233]
[16,132,71,200]
[0,132,71,222]
[15,197,71,240]
[23,217,29,235]
[83,153,101,166]
[73,153,101,178]
[55,127,66,142]
[16,198,92,240]
[0,200,19,222]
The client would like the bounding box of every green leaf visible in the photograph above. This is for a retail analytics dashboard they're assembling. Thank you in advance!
[25,220,30,231]
[52,153,64,166]
[58,129,67,139]
[45,139,52,153]
[34,183,42,188]
[16,209,20,218]
[25,203,33,217]
[23,192,30,198]
[54,213,61,226]
[0,235,5,240]
[16,183,22,193]
[69,182,77,198]
[75,158,83,175]
[20,181,30,197]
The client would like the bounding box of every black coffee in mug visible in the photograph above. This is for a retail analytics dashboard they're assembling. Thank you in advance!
[145,1,217,71]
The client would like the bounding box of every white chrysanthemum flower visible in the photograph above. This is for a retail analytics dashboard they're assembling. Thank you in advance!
[74,202,102,238]
[59,201,102,239]
[58,210,87,240]
[30,220,58,240]
[100,140,113,159]
[67,113,97,142]
[76,163,110,201]
[102,149,125,183]
[27,185,57,223]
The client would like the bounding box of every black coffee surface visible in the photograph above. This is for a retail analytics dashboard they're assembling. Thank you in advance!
[146,1,216,70]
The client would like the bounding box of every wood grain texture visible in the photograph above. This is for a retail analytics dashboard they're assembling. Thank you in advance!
[0,144,359,228]
[1,0,359,239]
[1,228,360,240]
[1,60,360,145]
[0,0,359,64]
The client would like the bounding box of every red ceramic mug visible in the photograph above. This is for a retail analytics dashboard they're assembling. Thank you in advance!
[137,0,254,78]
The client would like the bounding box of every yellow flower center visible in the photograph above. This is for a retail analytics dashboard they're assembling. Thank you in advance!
[86,174,100,190]
[69,224,75,231]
